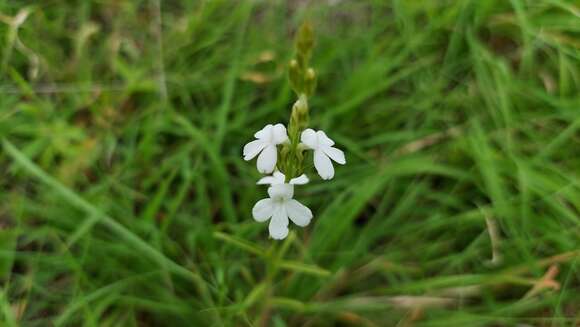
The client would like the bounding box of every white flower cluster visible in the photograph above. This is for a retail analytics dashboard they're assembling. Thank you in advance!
[243,124,345,240]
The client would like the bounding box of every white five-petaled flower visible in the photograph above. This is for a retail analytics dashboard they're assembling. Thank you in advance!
[243,124,289,174]
[257,171,309,186]
[252,184,313,240]
[300,129,346,180]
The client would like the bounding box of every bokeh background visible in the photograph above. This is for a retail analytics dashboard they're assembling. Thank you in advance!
[0,0,579,326]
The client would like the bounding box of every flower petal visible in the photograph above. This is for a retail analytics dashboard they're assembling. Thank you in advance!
[254,124,273,140]
[243,140,267,161]
[300,128,318,149]
[316,130,335,147]
[314,149,335,180]
[272,124,289,144]
[267,184,294,200]
[285,199,312,227]
[256,176,278,185]
[257,145,277,174]
[289,174,309,185]
[273,171,286,183]
[322,146,346,165]
[252,199,275,222]
[269,205,289,240]
[257,171,286,185]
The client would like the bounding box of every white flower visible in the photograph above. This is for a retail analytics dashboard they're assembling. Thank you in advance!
[243,124,289,174]
[252,184,313,240]
[300,129,346,180]
[257,171,309,186]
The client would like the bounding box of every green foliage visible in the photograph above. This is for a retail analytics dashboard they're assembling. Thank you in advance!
[0,0,579,326]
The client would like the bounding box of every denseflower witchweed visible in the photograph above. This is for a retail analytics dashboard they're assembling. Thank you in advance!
[252,184,313,240]
[301,129,346,180]
[243,23,346,239]
[243,123,288,174]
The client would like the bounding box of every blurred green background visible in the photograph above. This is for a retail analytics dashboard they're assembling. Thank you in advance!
[0,0,579,326]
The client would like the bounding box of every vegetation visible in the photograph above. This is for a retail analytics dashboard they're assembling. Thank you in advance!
[0,1,579,326]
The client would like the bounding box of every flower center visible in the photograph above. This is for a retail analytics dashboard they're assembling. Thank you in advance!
[273,196,286,204]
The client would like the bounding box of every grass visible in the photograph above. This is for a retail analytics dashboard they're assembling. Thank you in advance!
[0,0,579,326]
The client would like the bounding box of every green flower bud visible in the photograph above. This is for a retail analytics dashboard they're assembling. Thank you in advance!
[296,94,308,115]
[279,142,291,173]
[296,22,314,58]
[288,59,303,95]
[304,68,317,97]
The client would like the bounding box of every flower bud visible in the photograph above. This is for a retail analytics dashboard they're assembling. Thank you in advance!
[304,68,317,97]
[279,143,291,173]
[295,95,308,115]
[296,144,306,172]
[288,59,303,94]
[290,95,309,132]
[295,22,314,58]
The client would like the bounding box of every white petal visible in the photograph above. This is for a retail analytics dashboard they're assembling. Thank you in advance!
[252,199,275,222]
[314,149,335,180]
[256,176,278,185]
[272,124,289,144]
[322,146,346,164]
[269,205,289,240]
[272,171,286,183]
[243,140,267,161]
[267,184,294,200]
[289,174,309,185]
[254,124,273,140]
[300,129,318,149]
[285,199,312,227]
[257,171,286,185]
[316,130,335,147]
[257,145,277,174]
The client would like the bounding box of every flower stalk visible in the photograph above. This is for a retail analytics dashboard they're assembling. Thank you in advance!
[285,22,316,182]
[243,22,346,240]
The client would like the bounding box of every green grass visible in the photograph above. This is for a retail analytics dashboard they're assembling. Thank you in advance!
[0,0,579,326]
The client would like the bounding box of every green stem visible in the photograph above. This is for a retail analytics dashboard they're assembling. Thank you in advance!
[257,232,295,324]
